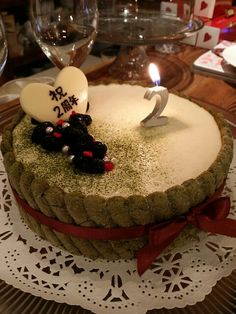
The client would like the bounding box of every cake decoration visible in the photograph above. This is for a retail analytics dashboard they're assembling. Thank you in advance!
[0,82,234,276]
[31,111,114,174]
[20,66,88,123]
[20,66,115,174]
[141,63,169,127]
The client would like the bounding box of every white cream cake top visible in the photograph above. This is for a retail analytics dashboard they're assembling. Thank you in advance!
[88,84,221,194]
[14,84,222,197]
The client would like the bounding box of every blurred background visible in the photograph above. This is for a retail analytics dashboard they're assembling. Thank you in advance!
[0,0,236,85]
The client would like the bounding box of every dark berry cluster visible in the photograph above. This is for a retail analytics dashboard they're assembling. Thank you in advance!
[31,111,114,174]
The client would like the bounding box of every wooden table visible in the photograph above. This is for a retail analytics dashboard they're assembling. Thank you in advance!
[0,44,236,313]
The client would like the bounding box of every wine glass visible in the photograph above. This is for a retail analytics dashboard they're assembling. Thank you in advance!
[97,0,203,80]
[0,14,8,76]
[29,0,98,69]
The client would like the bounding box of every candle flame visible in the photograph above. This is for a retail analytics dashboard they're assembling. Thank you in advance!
[149,63,160,86]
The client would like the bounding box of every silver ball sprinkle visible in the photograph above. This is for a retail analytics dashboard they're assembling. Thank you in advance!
[103,156,109,162]
[46,126,53,134]
[62,122,70,128]
[68,155,75,163]
[111,157,117,165]
[62,145,69,154]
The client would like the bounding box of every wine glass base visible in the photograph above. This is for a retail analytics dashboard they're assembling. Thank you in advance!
[108,45,150,81]
[92,45,194,90]
[155,43,181,54]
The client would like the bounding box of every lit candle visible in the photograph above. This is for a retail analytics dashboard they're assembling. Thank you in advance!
[141,63,169,127]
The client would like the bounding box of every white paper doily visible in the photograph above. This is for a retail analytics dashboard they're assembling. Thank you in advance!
[0,144,236,314]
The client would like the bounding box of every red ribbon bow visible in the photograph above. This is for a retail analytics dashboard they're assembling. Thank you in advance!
[137,196,236,275]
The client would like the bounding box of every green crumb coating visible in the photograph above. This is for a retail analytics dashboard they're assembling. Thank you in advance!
[70,236,100,259]
[197,171,216,197]
[90,240,119,259]
[182,179,205,207]
[40,225,63,248]
[8,161,24,198]
[220,144,234,172]
[19,205,46,239]
[83,195,115,227]
[53,231,81,255]
[3,151,15,172]
[11,108,25,124]
[30,179,54,217]
[166,185,190,216]
[208,160,225,189]
[64,192,91,226]
[0,130,13,155]
[146,191,173,222]
[43,187,74,223]
[110,237,147,259]
[19,171,38,209]
[126,195,153,225]
[105,196,134,227]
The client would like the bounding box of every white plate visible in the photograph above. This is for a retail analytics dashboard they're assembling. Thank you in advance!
[0,76,55,98]
[0,94,19,104]
[222,45,236,67]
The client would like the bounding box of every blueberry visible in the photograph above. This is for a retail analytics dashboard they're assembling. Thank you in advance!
[31,122,54,144]
[61,126,86,145]
[73,154,105,174]
[69,113,92,127]
[93,141,107,159]
[31,118,40,125]
[68,134,94,154]
[41,135,64,151]
[71,120,88,134]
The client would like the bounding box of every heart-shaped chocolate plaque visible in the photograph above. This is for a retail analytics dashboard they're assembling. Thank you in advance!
[20,66,88,123]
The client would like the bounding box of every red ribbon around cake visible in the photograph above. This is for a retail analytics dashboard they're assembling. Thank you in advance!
[12,184,236,276]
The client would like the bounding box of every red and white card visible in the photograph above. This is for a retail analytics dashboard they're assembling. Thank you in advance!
[160,1,178,16]
[196,25,220,49]
[194,0,233,19]
[181,33,198,46]
[183,3,191,18]
[194,0,216,18]
[193,40,236,84]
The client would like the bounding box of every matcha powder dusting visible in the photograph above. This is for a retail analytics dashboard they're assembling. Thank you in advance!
[13,115,175,197]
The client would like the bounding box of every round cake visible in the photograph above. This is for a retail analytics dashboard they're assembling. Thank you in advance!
[1,83,233,262]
